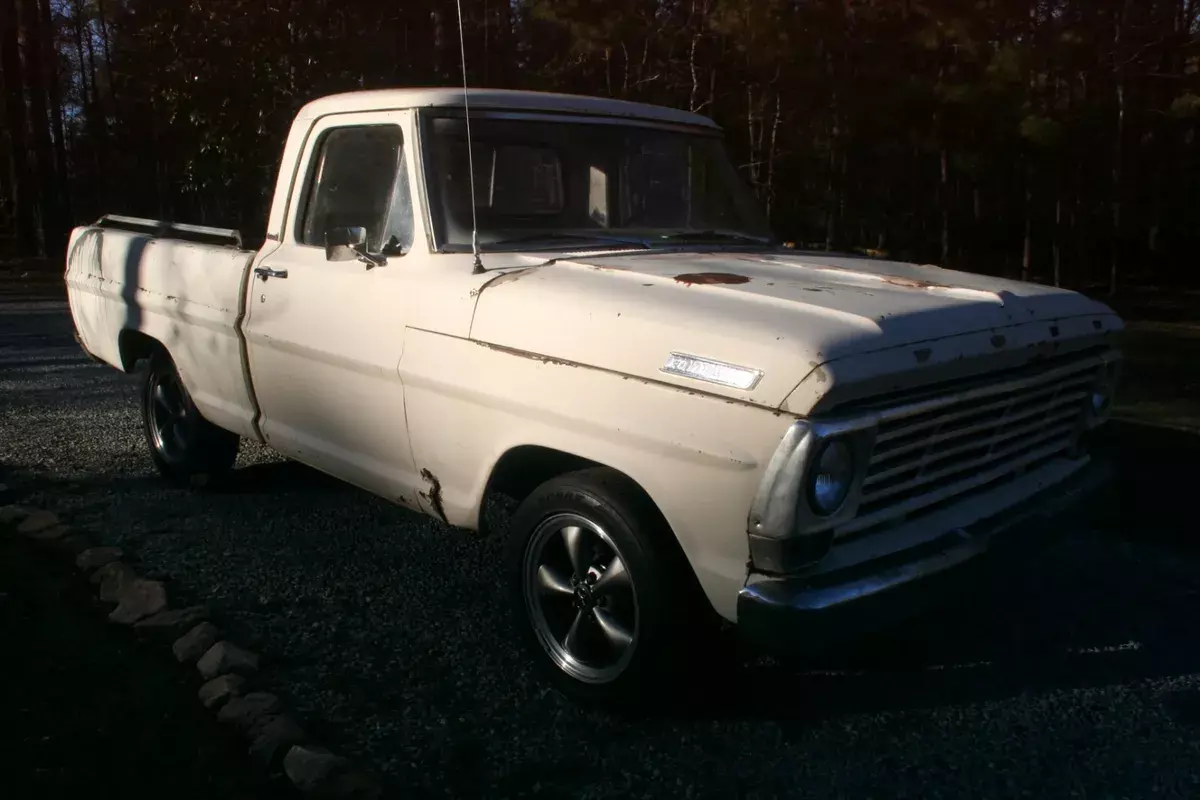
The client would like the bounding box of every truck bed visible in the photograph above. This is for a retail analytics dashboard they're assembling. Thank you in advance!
[64,216,261,439]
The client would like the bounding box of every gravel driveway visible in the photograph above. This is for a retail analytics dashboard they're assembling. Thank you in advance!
[3,297,1200,798]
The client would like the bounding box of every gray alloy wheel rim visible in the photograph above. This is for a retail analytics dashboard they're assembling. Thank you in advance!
[148,366,194,464]
[522,512,640,685]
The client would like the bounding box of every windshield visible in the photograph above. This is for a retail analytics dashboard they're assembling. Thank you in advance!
[420,113,775,251]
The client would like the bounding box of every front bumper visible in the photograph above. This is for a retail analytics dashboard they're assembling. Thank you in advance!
[735,457,1113,656]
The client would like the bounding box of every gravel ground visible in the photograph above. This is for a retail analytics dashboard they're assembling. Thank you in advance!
[0,531,293,798]
[4,297,1200,798]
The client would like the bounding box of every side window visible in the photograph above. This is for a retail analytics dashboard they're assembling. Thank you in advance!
[300,125,413,252]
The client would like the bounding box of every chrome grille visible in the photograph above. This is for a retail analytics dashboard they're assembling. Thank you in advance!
[836,353,1109,537]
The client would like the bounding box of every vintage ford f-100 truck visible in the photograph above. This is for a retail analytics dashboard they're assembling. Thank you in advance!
[65,88,1121,702]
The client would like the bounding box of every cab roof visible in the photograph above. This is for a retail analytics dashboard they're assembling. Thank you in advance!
[296,88,721,131]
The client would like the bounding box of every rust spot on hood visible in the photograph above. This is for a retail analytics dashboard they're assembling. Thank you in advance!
[881,275,949,290]
[673,272,750,286]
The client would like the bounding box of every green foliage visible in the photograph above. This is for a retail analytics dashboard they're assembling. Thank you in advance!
[986,45,1026,86]
[1170,93,1200,119]
[1,0,1197,286]
[1019,114,1064,149]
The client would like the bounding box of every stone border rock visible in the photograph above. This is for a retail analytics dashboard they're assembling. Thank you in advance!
[1,499,384,799]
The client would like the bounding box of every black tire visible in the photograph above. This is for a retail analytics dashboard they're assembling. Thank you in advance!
[505,466,709,705]
[141,349,239,488]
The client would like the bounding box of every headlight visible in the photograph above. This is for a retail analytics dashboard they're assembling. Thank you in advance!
[806,439,855,516]
[1086,371,1116,428]
[1090,386,1112,417]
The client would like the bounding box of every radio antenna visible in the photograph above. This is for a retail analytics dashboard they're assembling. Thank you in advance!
[455,0,484,273]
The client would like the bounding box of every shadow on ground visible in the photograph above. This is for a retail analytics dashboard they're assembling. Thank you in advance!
[647,417,1200,731]
[0,534,293,798]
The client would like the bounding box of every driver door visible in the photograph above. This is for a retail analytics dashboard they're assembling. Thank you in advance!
[241,110,422,503]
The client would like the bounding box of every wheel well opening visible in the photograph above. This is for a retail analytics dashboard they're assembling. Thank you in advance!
[484,445,599,510]
[117,330,164,372]
[482,447,717,623]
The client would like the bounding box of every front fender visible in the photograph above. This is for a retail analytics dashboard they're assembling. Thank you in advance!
[399,328,797,621]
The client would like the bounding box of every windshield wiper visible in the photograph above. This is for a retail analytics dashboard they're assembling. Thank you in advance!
[488,232,650,249]
[656,230,772,245]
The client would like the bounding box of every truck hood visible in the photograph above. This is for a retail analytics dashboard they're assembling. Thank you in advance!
[467,249,1121,410]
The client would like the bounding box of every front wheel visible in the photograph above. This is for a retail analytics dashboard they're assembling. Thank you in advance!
[141,350,239,488]
[506,467,704,705]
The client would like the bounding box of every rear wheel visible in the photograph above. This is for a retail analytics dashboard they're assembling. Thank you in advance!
[506,467,705,704]
[141,350,239,488]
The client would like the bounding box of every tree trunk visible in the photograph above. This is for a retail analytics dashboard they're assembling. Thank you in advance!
[1022,163,1033,281]
[688,31,700,111]
[940,147,950,266]
[39,0,69,224]
[493,0,512,88]
[82,5,98,99]
[0,0,38,254]
[20,0,64,256]
[94,0,117,104]
[1110,0,1130,296]
[766,92,780,217]
[1053,194,1062,287]
[430,9,445,81]
[69,0,88,106]
[825,95,840,250]
[746,84,759,192]
[71,0,106,204]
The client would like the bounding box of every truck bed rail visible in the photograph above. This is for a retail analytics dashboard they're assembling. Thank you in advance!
[93,214,245,249]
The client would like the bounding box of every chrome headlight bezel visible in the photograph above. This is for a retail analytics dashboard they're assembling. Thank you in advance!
[1083,358,1121,429]
[748,420,875,539]
[746,420,875,574]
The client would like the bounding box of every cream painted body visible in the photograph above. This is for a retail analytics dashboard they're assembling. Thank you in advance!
[64,88,1122,624]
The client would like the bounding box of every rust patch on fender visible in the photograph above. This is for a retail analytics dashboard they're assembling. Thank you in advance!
[673,272,750,286]
[991,334,1007,348]
[914,348,932,363]
[419,469,447,524]
[475,340,580,369]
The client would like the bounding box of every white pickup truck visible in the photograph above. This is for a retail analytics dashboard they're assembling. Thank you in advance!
[65,88,1122,702]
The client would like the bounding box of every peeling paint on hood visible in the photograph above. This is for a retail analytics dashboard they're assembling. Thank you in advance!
[468,249,1120,409]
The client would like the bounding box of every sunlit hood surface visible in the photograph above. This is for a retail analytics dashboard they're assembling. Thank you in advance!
[468,249,1122,412]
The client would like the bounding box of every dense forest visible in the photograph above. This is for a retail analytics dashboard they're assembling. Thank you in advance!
[1,0,1198,292]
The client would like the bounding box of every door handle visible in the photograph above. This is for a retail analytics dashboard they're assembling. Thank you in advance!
[254,266,288,281]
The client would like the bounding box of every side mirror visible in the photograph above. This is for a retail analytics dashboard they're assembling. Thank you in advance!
[325,226,386,268]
